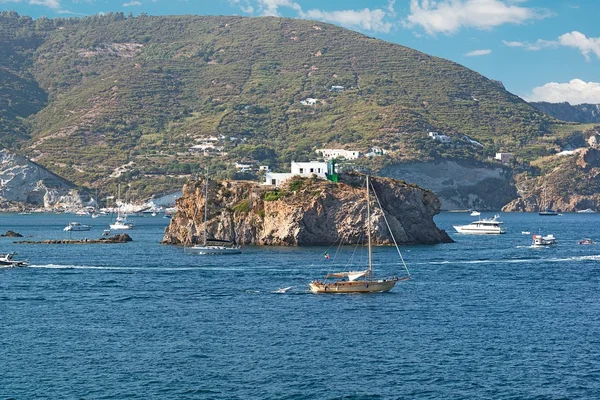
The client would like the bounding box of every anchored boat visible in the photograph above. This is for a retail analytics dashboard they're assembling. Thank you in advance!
[308,175,410,294]
[453,215,506,234]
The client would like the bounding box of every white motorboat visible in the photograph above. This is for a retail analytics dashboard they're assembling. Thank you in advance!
[470,210,481,217]
[109,219,134,230]
[577,209,595,214]
[0,253,28,267]
[64,222,92,231]
[453,215,506,234]
[532,234,557,247]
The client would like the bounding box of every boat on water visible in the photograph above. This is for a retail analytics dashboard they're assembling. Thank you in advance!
[308,175,410,294]
[0,253,28,267]
[579,238,594,245]
[110,185,135,230]
[185,171,242,255]
[64,222,92,231]
[577,209,595,214]
[186,240,242,254]
[110,218,134,230]
[454,215,506,234]
[470,210,481,217]
[532,234,557,247]
[539,184,558,216]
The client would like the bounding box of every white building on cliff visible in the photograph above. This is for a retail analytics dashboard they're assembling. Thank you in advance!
[263,161,328,187]
[316,148,360,161]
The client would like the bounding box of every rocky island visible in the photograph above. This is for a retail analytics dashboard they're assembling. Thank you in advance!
[162,173,452,246]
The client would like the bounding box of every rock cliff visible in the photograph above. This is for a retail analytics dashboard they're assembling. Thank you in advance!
[162,174,453,246]
[530,102,600,123]
[502,148,600,212]
[380,160,516,210]
[0,149,87,211]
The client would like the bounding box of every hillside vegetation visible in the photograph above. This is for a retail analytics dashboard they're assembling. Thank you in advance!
[0,11,587,198]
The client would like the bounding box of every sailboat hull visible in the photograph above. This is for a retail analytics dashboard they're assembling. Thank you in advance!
[185,246,241,255]
[308,279,396,294]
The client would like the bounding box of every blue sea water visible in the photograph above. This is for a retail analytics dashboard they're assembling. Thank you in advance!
[2,212,600,399]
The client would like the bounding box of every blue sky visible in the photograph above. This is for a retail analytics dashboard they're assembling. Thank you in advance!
[2,0,599,104]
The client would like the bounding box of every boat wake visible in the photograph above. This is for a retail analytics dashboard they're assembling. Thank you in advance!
[422,254,600,266]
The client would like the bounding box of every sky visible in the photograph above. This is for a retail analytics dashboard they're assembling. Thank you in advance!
[2,0,599,105]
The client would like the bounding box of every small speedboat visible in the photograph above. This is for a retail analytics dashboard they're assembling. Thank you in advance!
[64,222,92,231]
[577,209,595,214]
[579,238,594,245]
[532,234,557,247]
[470,210,481,217]
[0,253,28,267]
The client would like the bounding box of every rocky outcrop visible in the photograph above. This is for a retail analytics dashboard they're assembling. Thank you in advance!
[16,234,133,244]
[1,230,23,237]
[530,102,600,123]
[162,174,453,246]
[0,149,88,211]
[502,149,600,212]
[380,160,516,210]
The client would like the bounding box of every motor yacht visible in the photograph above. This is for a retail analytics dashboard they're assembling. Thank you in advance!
[64,222,92,231]
[532,234,557,247]
[453,215,506,234]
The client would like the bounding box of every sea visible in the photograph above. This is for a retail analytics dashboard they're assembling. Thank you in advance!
[2,211,600,399]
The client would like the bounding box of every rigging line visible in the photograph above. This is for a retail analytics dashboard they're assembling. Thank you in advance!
[370,179,411,277]
[347,231,364,268]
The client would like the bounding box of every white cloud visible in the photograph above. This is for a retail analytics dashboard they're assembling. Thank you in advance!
[558,31,600,61]
[525,79,600,105]
[300,8,393,33]
[246,0,395,33]
[465,49,492,56]
[28,0,60,8]
[257,0,301,16]
[123,0,141,6]
[504,31,600,58]
[387,0,397,17]
[229,0,254,14]
[404,0,550,35]
[502,38,557,51]
[502,40,525,47]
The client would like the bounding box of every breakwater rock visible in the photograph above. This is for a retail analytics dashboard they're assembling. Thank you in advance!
[162,173,452,246]
[16,234,132,244]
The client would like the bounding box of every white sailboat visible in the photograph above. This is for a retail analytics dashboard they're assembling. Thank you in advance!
[308,175,410,294]
[539,184,558,216]
[186,172,241,255]
[110,184,135,230]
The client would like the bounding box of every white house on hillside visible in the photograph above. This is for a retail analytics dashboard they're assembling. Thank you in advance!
[316,148,360,161]
[428,131,452,143]
[263,161,328,186]
[495,153,513,164]
[300,98,318,106]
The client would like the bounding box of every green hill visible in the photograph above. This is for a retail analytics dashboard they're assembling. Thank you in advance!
[0,11,585,198]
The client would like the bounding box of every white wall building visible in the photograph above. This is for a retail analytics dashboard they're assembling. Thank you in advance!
[495,152,513,164]
[300,98,318,106]
[316,148,360,161]
[428,131,452,143]
[264,161,328,186]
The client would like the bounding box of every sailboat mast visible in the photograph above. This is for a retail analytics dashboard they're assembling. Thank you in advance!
[203,169,209,246]
[366,175,373,279]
